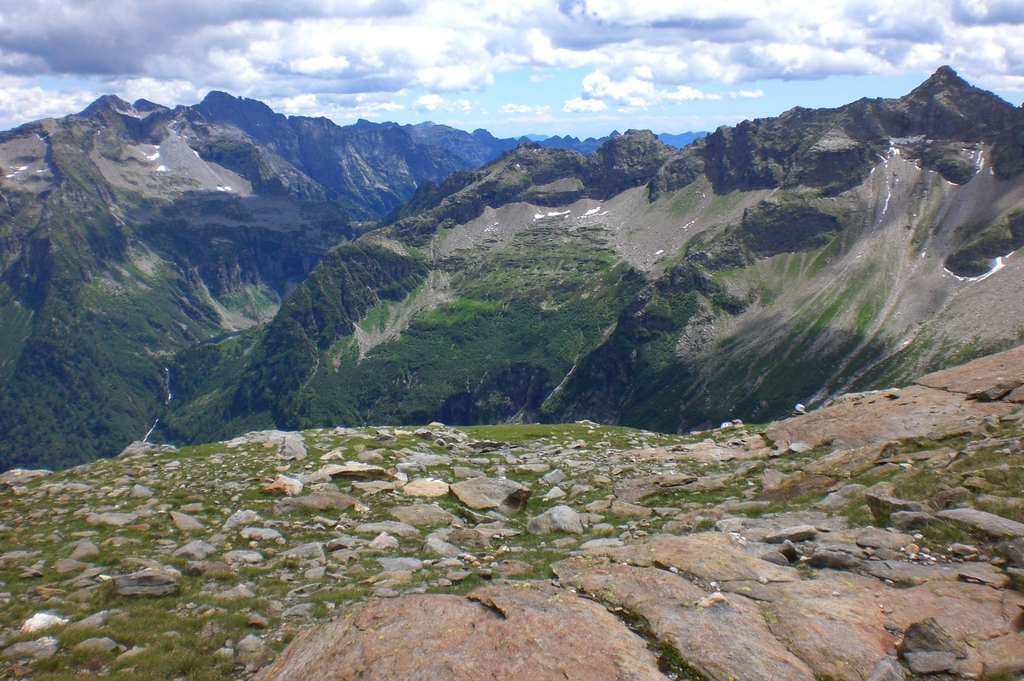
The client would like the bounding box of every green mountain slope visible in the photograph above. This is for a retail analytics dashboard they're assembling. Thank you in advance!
[164,67,1024,443]
[0,92,514,471]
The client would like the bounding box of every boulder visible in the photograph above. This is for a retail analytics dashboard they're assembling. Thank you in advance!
[318,462,391,481]
[866,494,931,523]
[262,475,303,496]
[935,508,1024,537]
[112,568,178,596]
[169,511,205,531]
[423,536,461,557]
[865,657,905,681]
[764,525,818,544]
[2,636,59,659]
[273,491,356,514]
[86,512,138,527]
[223,509,262,531]
[527,505,584,535]
[236,634,275,672]
[172,540,217,561]
[0,468,50,489]
[890,511,934,531]
[449,477,531,514]
[809,549,862,570]
[402,478,450,498]
[354,521,420,538]
[282,542,325,561]
[239,527,283,541]
[253,584,665,681]
[390,503,453,526]
[74,637,118,654]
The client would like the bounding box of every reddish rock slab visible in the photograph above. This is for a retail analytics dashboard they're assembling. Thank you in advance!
[760,572,1014,681]
[253,584,665,681]
[759,572,900,681]
[915,345,1024,399]
[606,532,799,585]
[765,386,1012,450]
[553,557,815,681]
[980,632,1024,677]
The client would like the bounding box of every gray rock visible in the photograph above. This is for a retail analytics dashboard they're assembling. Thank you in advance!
[580,537,625,549]
[378,557,423,572]
[74,637,118,653]
[865,657,905,681]
[173,540,217,561]
[935,508,1024,537]
[890,511,934,531]
[763,525,817,544]
[369,533,400,550]
[54,558,91,573]
[273,491,356,514]
[354,521,420,537]
[866,494,931,522]
[539,469,566,485]
[215,585,256,600]
[3,636,59,659]
[319,462,391,481]
[224,510,262,531]
[423,536,461,557]
[239,527,283,541]
[129,484,153,498]
[449,477,532,515]
[69,540,100,560]
[390,503,453,526]
[224,550,264,564]
[808,550,861,570]
[1007,537,1024,568]
[87,512,138,527]
[527,505,584,535]
[759,550,790,566]
[899,619,965,657]
[283,542,325,561]
[903,651,957,675]
[0,468,50,489]
[236,634,274,671]
[280,432,307,461]
[112,568,179,596]
[66,610,118,633]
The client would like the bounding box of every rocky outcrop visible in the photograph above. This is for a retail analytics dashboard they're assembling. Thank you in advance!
[254,584,666,681]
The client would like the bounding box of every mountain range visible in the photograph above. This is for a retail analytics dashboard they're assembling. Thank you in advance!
[2,66,1023,472]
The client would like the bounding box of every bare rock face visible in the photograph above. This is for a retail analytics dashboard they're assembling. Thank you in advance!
[766,385,1012,450]
[449,477,532,514]
[914,344,1024,399]
[605,532,800,585]
[254,584,665,681]
[553,557,815,681]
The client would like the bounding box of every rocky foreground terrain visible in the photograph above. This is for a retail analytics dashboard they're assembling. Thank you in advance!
[1,347,1023,680]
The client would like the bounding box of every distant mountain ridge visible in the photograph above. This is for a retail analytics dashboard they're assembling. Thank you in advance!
[158,67,1024,450]
[5,67,1024,472]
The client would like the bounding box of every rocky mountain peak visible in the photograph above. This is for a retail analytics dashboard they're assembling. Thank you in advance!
[75,94,138,119]
[895,65,1017,142]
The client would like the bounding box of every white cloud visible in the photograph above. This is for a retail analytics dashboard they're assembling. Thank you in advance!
[563,97,607,112]
[499,103,551,114]
[413,94,472,112]
[0,0,1022,127]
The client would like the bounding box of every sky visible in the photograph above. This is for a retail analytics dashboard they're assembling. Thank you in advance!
[0,1,1023,138]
